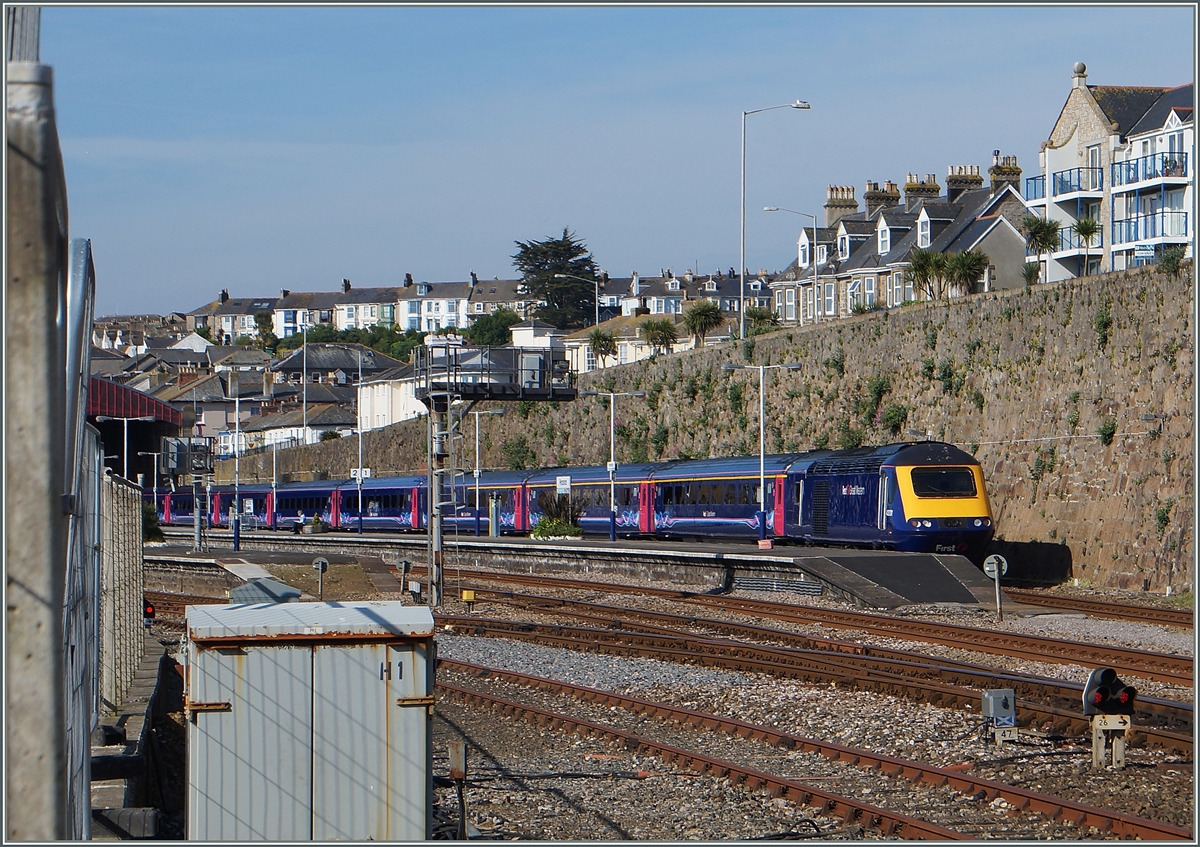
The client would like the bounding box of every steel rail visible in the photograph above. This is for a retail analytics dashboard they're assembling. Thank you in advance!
[476,590,1193,735]
[436,681,968,840]
[1004,589,1193,628]
[439,567,1193,685]
[436,615,1192,755]
[440,659,1193,842]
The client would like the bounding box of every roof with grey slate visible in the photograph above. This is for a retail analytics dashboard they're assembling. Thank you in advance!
[1128,83,1194,136]
[1090,85,1173,137]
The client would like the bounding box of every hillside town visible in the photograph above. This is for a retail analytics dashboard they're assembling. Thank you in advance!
[89,64,1192,474]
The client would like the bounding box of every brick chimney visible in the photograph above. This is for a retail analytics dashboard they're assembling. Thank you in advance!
[863,180,901,218]
[988,151,1022,193]
[342,278,352,293]
[945,164,984,203]
[824,185,858,227]
[220,288,229,304]
[904,173,940,209]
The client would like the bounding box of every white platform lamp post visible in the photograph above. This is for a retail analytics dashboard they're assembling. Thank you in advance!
[764,207,819,324]
[580,390,645,541]
[740,100,809,339]
[722,362,801,544]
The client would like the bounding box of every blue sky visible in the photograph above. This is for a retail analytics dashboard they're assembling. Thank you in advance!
[40,5,1195,317]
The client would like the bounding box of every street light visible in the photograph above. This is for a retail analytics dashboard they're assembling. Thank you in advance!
[469,409,504,536]
[95,415,156,479]
[138,450,163,521]
[553,273,607,327]
[217,364,265,551]
[722,362,802,543]
[741,100,810,339]
[580,390,645,541]
[765,206,820,324]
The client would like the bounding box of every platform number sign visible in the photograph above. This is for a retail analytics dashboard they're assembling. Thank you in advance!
[982,554,1008,580]
[556,475,571,495]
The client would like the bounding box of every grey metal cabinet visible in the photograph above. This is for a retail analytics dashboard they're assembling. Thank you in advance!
[185,603,434,841]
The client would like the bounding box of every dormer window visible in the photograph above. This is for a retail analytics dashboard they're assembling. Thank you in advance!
[667,279,681,291]
[878,226,890,255]
[817,245,827,264]
[704,280,717,291]
[417,283,431,296]
[918,218,931,248]
[800,242,810,267]
[838,235,850,260]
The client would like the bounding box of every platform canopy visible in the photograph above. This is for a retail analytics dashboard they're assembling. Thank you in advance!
[87,376,183,425]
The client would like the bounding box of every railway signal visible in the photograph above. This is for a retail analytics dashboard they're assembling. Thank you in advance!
[1083,667,1135,769]
[143,600,155,628]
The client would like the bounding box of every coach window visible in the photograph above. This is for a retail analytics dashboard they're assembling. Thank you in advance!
[663,486,675,505]
[723,485,736,505]
[697,484,710,505]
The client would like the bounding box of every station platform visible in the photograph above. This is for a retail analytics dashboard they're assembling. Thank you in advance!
[154,533,1043,613]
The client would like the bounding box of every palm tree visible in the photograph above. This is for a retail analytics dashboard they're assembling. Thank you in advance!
[945,250,990,297]
[744,305,781,337]
[682,299,724,346]
[1074,217,1099,276]
[587,328,617,370]
[639,318,678,357]
[906,248,950,301]
[1022,213,1061,284]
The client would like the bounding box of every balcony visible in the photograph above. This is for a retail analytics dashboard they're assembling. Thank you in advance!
[1111,210,1190,245]
[1051,167,1103,197]
[1112,152,1189,188]
[1026,225,1103,257]
[1024,174,1045,202]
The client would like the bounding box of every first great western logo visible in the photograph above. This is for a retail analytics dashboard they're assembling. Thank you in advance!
[841,484,866,496]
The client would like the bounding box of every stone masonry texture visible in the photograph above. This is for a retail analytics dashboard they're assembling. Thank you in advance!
[223,264,1193,593]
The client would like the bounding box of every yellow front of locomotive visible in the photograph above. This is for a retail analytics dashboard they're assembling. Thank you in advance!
[891,463,994,557]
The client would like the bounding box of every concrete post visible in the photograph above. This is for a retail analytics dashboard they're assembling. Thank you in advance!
[6,61,70,840]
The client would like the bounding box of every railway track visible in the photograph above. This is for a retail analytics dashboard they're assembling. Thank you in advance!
[1005,588,1193,628]
[440,659,1193,841]
[434,568,1194,686]
[470,589,1193,736]
[437,680,966,840]
[437,614,1192,755]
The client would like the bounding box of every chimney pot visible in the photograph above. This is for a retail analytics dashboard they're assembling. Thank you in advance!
[342,278,351,293]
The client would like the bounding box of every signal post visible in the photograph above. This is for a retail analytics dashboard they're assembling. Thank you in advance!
[1082,667,1136,769]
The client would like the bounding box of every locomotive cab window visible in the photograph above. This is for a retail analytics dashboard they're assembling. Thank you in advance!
[910,467,976,497]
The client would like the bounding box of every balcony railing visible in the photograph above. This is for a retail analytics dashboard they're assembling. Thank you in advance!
[1111,210,1190,245]
[1024,175,1045,201]
[1111,152,1190,187]
[1051,167,1103,196]
[1024,225,1103,257]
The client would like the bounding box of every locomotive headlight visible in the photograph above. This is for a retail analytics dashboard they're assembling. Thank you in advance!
[973,518,983,527]
[909,519,920,528]
[922,520,932,528]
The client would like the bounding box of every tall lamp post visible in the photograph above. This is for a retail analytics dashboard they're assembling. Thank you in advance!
[137,450,163,520]
[553,273,606,327]
[580,390,645,541]
[469,409,504,536]
[357,348,364,534]
[217,364,264,551]
[722,362,801,543]
[764,207,820,324]
[740,100,810,340]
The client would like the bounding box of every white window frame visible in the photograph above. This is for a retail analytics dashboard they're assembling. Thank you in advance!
[865,276,876,307]
[838,235,850,260]
[824,282,835,315]
[878,227,890,255]
[817,245,827,264]
[799,242,809,267]
[847,279,861,309]
[917,218,930,248]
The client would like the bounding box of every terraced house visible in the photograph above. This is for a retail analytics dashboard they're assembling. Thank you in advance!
[1026,62,1193,281]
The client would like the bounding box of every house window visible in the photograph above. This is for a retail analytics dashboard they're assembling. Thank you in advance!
[847,280,861,309]
[800,242,809,266]
[824,283,835,315]
[865,276,876,307]
[918,218,930,247]
[667,279,680,291]
[774,290,785,314]
[446,300,457,314]
[904,274,913,302]
[838,235,850,260]
[804,287,814,322]
[817,245,827,264]
[407,301,420,315]
[474,302,485,313]
[784,288,795,322]
[652,298,664,313]
[585,348,596,372]
[878,227,890,255]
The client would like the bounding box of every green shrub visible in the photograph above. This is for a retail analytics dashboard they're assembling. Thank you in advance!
[319,430,341,442]
[1097,417,1117,446]
[879,403,909,436]
[651,424,670,457]
[142,501,164,543]
[531,517,584,539]
[1155,499,1174,536]
[1159,245,1186,278]
[969,389,985,413]
[1093,300,1113,350]
[824,348,845,377]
